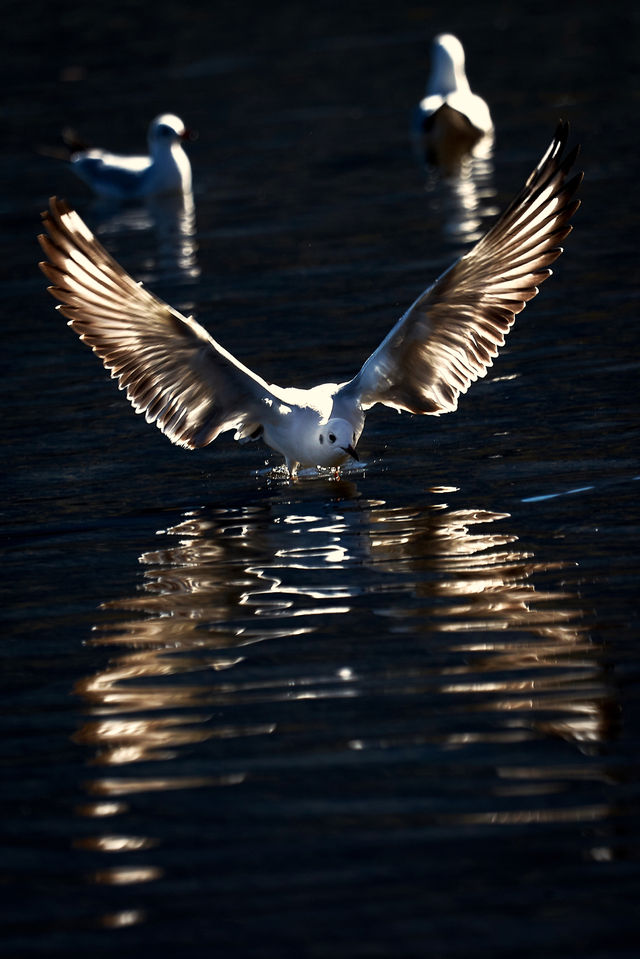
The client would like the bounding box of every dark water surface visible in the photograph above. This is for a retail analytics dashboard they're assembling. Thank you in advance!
[3,1,640,956]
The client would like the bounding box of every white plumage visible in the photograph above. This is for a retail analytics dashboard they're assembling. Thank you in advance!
[39,124,581,477]
[70,114,193,198]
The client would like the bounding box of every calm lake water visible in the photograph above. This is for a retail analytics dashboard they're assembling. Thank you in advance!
[2,1,639,956]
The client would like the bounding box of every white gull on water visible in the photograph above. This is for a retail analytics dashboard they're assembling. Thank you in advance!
[69,113,193,198]
[39,123,581,478]
[415,33,494,172]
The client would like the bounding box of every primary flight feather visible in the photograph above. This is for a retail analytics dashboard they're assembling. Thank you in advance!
[38,121,581,476]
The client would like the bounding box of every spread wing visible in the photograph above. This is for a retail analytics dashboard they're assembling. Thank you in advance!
[38,197,281,449]
[338,121,582,416]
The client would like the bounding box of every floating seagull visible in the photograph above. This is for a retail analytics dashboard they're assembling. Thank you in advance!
[38,122,581,478]
[68,113,193,198]
[414,33,494,173]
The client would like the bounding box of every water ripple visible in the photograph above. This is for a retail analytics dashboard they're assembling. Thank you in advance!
[62,491,621,933]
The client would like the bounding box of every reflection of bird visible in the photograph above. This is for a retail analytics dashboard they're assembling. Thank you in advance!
[38,123,581,477]
[82,192,200,283]
[414,34,493,174]
[67,114,193,198]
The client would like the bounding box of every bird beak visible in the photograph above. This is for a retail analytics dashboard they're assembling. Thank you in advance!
[181,128,198,142]
[342,444,359,461]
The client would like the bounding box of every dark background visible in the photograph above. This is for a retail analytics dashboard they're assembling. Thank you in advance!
[2,2,639,957]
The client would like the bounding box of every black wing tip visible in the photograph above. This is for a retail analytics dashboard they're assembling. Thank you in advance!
[545,120,581,171]
[554,117,569,139]
[560,143,581,175]
[517,120,582,219]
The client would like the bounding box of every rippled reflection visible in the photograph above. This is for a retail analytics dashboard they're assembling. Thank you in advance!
[88,191,200,281]
[73,488,617,919]
[363,497,613,752]
[423,151,498,246]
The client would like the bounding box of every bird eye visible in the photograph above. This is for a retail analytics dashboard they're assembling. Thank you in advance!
[329,433,336,443]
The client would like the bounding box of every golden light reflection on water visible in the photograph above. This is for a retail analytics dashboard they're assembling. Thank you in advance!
[366,500,614,751]
[75,835,157,853]
[442,804,611,827]
[84,774,244,796]
[100,909,146,929]
[92,865,164,885]
[72,491,619,919]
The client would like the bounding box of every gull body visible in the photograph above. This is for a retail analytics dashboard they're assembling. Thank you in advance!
[39,123,581,478]
[415,34,494,172]
[70,114,192,198]
[254,384,364,472]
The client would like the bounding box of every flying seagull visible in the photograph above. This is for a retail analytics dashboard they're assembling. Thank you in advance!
[414,33,494,172]
[38,122,581,477]
[67,113,193,198]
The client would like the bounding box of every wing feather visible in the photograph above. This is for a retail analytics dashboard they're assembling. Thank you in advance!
[340,121,582,415]
[38,197,280,449]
